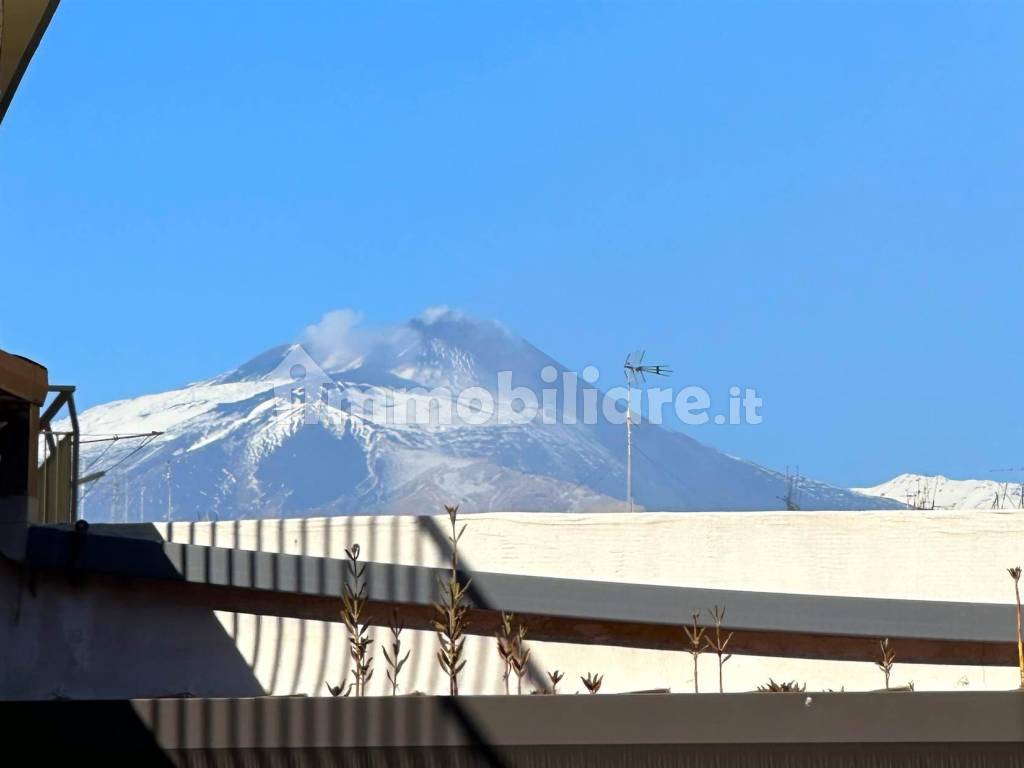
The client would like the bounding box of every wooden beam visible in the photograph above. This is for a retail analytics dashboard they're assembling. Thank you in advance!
[25,525,1017,667]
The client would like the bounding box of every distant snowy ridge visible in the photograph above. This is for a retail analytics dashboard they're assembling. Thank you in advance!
[853,473,1024,510]
[65,309,901,522]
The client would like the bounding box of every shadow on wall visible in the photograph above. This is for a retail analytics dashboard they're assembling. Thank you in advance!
[85,513,549,698]
[2,512,516,765]
[0,555,264,700]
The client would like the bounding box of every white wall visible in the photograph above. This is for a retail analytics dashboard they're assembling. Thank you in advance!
[157,509,1023,602]
[162,510,1023,695]
[3,510,1019,699]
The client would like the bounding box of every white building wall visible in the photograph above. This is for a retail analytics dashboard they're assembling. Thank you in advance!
[159,510,1023,696]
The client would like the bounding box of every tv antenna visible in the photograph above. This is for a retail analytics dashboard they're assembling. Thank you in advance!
[777,466,802,511]
[989,467,1024,509]
[904,477,936,510]
[623,350,671,513]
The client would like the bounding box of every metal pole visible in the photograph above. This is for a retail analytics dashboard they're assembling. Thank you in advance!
[622,352,669,515]
[41,386,79,521]
[626,378,633,514]
[40,433,48,522]
[65,389,79,521]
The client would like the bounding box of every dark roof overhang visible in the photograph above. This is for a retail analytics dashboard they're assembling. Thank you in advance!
[0,348,48,404]
[0,0,59,125]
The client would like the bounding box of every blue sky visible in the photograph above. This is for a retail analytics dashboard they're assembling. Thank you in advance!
[1,1,1021,488]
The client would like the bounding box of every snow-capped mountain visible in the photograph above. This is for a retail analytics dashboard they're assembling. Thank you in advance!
[854,473,1024,510]
[70,309,900,521]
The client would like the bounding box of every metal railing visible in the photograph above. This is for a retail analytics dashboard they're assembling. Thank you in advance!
[35,385,79,524]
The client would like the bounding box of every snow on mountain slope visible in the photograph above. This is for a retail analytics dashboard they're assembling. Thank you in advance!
[67,309,900,521]
[854,473,1024,510]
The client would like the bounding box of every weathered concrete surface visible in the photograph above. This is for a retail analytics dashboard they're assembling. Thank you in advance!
[152,509,1024,602]
[0,557,263,700]
[5,692,1024,765]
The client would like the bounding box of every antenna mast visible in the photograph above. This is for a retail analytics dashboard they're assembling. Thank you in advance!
[165,461,172,521]
[777,466,802,511]
[990,467,1024,510]
[623,351,671,513]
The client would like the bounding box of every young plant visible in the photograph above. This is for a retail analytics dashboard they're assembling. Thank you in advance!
[581,672,604,694]
[547,670,565,694]
[757,678,806,693]
[510,621,531,695]
[382,608,411,696]
[324,680,352,697]
[683,609,707,693]
[1010,567,1024,688]
[495,612,516,694]
[706,605,733,693]
[433,504,471,695]
[341,544,373,696]
[877,637,896,690]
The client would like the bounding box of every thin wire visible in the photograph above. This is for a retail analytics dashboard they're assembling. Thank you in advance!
[78,431,165,473]
[79,434,161,505]
[78,432,163,444]
[99,433,160,477]
[42,431,163,443]
[631,429,691,497]
[82,436,119,473]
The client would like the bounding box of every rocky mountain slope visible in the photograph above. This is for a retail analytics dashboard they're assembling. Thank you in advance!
[69,310,900,521]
